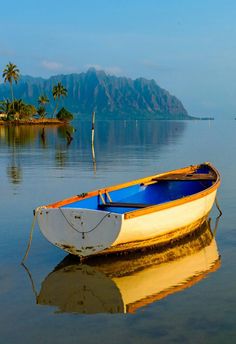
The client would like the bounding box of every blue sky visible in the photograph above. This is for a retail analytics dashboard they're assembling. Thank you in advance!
[1,0,236,117]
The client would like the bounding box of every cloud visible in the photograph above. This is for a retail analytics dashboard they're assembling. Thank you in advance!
[41,61,122,75]
[41,60,63,71]
[84,64,122,75]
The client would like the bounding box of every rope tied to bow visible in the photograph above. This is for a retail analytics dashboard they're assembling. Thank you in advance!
[21,206,46,264]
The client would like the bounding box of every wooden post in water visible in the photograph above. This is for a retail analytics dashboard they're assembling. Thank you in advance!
[91,111,95,146]
[91,111,96,173]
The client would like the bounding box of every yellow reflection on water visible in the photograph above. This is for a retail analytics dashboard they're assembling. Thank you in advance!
[0,124,74,147]
[0,124,75,184]
[0,125,38,146]
[36,219,221,314]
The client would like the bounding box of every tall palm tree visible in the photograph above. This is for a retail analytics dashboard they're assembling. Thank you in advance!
[52,82,67,117]
[2,62,20,104]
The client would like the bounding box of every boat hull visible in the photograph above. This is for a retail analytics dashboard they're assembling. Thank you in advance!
[37,188,217,257]
[113,189,217,245]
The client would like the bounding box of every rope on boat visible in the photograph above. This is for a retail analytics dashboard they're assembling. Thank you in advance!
[58,207,112,235]
[215,195,222,216]
[21,206,46,264]
[211,195,222,238]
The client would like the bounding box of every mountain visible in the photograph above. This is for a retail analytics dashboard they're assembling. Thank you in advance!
[0,68,191,119]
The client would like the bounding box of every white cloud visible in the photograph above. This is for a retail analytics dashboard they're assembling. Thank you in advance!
[84,64,122,75]
[41,60,63,71]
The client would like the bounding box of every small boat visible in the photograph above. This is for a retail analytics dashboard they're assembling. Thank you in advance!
[37,162,220,257]
[37,220,220,314]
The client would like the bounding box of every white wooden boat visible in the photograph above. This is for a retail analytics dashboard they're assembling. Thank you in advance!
[37,162,220,257]
[37,220,220,314]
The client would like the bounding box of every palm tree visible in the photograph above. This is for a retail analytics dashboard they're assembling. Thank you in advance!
[37,106,46,118]
[38,95,49,106]
[0,99,11,114]
[12,99,24,114]
[38,95,49,119]
[0,99,21,119]
[52,82,67,117]
[2,62,20,104]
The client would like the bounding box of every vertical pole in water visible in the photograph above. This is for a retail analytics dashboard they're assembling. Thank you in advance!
[91,111,95,145]
[91,111,96,173]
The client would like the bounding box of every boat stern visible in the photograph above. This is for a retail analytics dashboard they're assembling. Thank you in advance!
[37,207,123,257]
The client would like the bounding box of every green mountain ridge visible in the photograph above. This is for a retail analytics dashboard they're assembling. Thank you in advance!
[0,68,191,119]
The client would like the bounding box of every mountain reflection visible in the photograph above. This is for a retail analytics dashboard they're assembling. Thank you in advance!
[36,219,220,314]
[0,120,186,185]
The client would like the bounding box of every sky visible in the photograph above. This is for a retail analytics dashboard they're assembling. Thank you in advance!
[0,0,236,118]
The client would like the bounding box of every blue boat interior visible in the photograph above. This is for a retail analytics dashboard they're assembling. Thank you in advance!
[61,165,216,214]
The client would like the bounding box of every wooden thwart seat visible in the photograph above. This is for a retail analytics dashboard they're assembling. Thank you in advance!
[99,202,154,209]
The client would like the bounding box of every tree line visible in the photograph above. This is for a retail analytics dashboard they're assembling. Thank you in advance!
[0,62,73,121]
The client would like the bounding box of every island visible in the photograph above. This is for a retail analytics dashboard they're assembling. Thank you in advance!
[0,63,197,123]
[0,62,73,125]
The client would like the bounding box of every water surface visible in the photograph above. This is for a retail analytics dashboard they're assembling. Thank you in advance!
[0,119,235,343]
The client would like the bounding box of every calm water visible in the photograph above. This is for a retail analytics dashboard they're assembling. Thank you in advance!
[0,119,235,343]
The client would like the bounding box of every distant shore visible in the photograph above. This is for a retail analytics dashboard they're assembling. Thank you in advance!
[0,119,67,126]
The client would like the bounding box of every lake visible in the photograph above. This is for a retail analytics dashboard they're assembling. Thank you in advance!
[0,119,235,343]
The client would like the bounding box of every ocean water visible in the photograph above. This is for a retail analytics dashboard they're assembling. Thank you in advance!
[0,119,235,343]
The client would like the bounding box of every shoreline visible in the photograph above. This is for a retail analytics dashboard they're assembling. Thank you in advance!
[0,119,68,126]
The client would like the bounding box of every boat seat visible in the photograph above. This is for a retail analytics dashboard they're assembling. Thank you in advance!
[98,202,154,209]
[152,173,216,181]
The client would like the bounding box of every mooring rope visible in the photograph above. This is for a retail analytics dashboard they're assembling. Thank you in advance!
[215,195,222,216]
[21,263,38,299]
[21,206,46,264]
[212,214,221,238]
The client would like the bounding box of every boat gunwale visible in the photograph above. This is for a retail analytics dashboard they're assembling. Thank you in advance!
[45,162,220,219]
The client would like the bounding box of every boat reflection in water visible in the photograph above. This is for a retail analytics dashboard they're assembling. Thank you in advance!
[37,219,221,314]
